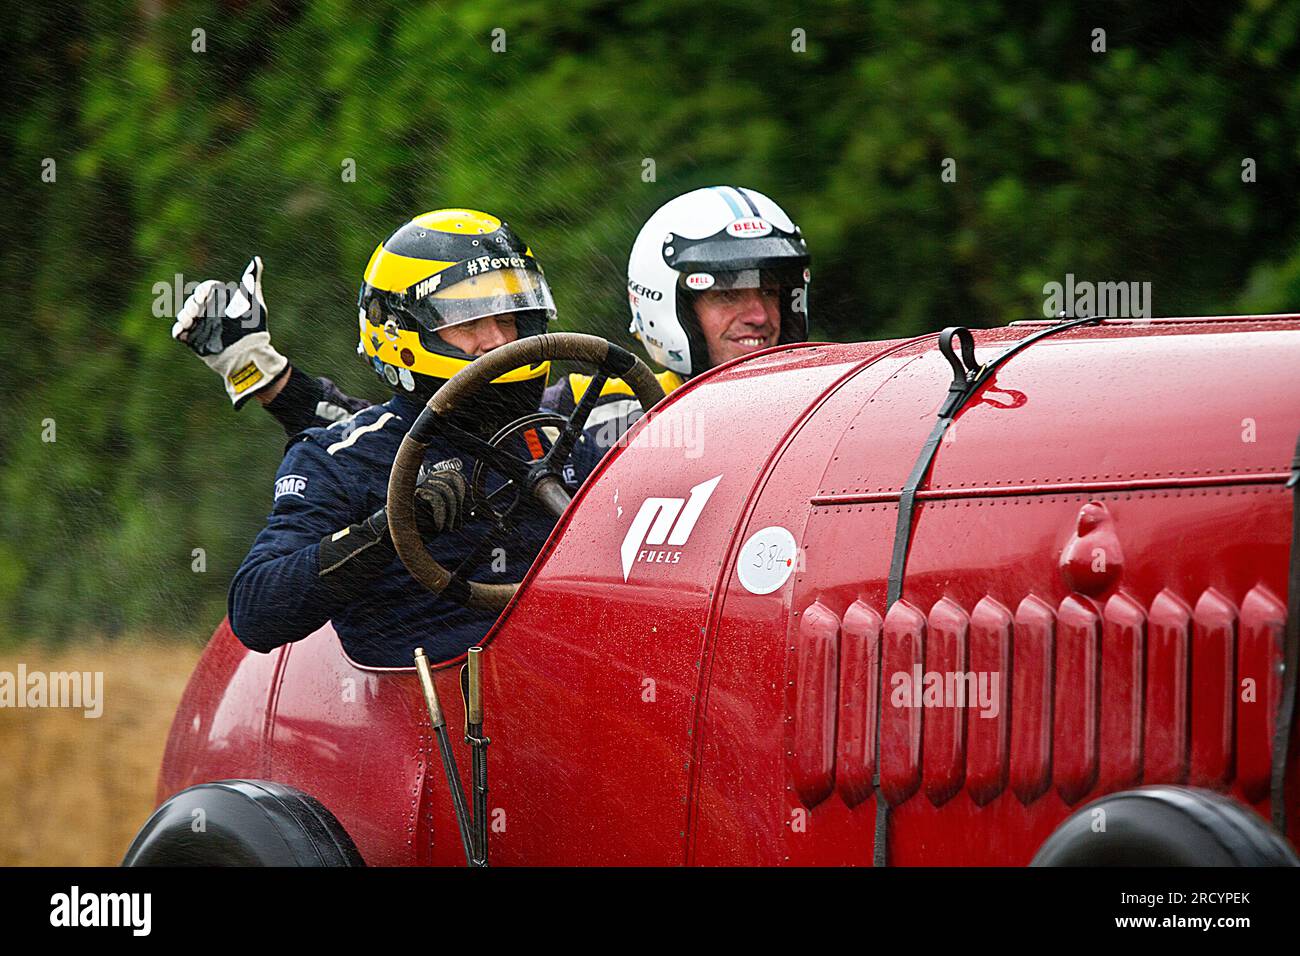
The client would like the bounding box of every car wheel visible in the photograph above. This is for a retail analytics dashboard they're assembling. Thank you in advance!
[122,779,364,866]
[1030,786,1298,866]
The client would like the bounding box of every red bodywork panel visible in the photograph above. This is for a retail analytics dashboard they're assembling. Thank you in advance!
[158,317,1300,864]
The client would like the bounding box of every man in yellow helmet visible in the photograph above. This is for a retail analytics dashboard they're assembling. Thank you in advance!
[198,210,576,666]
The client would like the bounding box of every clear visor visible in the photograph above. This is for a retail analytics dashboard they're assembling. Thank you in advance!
[406,267,556,331]
[707,269,766,290]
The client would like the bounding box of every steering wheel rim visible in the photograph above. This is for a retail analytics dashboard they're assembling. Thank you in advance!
[386,332,667,612]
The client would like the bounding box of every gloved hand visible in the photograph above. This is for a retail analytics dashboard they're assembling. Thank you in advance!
[171,256,288,407]
[413,468,468,536]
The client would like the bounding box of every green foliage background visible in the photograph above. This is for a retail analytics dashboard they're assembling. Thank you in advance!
[3,1,1300,640]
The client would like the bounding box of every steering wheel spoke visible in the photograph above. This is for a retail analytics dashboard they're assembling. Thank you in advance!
[482,479,518,506]
[543,372,608,470]
[424,415,533,484]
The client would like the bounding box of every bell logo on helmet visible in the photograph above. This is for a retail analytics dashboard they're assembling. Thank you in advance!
[685,273,715,290]
[620,475,722,581]
[727,217,772,238]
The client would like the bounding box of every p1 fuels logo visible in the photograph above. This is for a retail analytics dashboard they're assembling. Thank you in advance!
[620,475,722,581]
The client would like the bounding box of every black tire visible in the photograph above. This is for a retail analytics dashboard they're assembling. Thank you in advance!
[1031,786,1299,867]
[122,780,365,867]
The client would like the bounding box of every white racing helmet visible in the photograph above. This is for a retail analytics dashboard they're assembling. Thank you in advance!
[626,186,810,376]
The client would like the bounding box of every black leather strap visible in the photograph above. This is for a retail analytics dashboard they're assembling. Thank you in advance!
[600,343,638,378]
[1272,432,1300,833]
[872,315,1102,867]
[886,317,1100,606]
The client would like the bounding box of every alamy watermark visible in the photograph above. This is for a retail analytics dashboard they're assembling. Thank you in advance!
[889,665,1000,719]
[0,665,103,718]
[151,273,241,320]
[588,408,704,459]
[1043,273,1152,319]
[50,886,150,936]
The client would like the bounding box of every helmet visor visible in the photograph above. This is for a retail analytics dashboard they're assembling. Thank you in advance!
[678,265,806,293]
[402,258,556,332]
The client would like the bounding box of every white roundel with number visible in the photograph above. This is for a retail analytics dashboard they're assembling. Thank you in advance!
[736,526,798,595]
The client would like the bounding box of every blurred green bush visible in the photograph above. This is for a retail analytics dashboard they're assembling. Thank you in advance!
[3,0,1299,639]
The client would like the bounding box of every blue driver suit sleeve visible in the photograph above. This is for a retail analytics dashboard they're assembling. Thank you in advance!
[228,438,370,652]
[264,364,372,436]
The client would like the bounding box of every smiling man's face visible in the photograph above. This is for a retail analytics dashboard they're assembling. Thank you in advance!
[692,282,781,367]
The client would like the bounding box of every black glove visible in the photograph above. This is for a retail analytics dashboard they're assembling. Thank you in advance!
[413,469,468,536]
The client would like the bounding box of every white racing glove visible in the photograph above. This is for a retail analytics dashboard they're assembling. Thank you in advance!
[171,256,289,407]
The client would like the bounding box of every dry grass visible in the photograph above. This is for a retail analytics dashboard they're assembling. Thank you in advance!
[0,640,202,866]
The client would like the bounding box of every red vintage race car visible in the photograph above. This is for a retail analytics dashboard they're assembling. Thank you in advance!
[126,317,1300,866]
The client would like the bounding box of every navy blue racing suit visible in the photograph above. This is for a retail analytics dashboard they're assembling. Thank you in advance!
[229,392,576,667]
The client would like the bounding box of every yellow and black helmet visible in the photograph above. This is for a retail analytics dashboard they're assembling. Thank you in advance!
[357,209,554,411]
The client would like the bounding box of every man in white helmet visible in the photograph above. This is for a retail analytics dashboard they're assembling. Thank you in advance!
[629,184,810,373]
[172,186,811,459]
[543,185,811,448]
